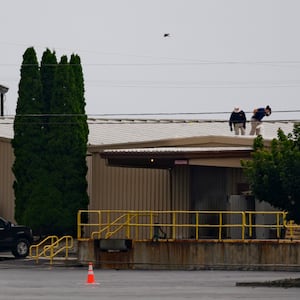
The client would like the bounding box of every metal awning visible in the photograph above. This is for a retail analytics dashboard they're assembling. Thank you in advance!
[100,146,253,168]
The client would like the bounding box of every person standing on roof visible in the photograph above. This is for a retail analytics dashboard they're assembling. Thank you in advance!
[249,105,272,136]
[229,107,247,135]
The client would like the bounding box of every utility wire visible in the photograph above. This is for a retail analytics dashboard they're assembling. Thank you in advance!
[1,110,300,125]
[2,61,300,66]
[1,120,300,126]
[3,109,300,117]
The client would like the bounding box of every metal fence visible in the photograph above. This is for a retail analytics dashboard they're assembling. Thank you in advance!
[76,209,300,241]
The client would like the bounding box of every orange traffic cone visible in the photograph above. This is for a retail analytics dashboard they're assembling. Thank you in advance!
[86,262,97,285]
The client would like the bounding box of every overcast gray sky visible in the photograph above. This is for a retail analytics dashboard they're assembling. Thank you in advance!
[1,0,300,120]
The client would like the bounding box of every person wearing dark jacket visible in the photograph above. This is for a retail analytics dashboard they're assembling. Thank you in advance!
[229,107,247,135]
[249,105,271,135]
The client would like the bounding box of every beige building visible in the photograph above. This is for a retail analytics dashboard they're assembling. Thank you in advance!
[0,117,295,232]
[0,136,15,220]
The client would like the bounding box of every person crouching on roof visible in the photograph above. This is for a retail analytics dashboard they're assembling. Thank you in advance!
[249,105,272,136]
[229,107,247,135]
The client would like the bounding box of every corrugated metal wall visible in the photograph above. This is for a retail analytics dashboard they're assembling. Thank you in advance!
[171,165,190,211]
[170,165,191,238]
[0,139,249,238]
[0,139,15,221]
[225,167,248,195]
[90,154,171,211]
[189,165,247,238]
[191,166,227,211]
[191,166,247,210]
[89,157,250,240]
[89,155,171,239]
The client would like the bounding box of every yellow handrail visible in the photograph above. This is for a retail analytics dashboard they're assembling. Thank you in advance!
[91,214,137,239]
[43,236,74,265]
[30,235,59,263]
[30,235,74,264]
[77,209,291,241]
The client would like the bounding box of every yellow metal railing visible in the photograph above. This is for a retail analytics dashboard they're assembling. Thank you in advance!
[30,235,59,263]
[30,235,74,264]
[77,210,293,241]
[91,213,138,239]
[246,211,287,238]
[285,220,300,240]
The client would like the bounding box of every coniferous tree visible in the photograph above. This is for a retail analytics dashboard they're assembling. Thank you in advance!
[70,54,89,138]
[12,47,43,224]
[46,55,89,235]
[69,54,89,221]
[13,48,89,235]
[40,49,57,118]
[24,49,59,235]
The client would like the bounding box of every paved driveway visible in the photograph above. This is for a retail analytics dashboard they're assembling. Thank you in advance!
[0,258,300,300]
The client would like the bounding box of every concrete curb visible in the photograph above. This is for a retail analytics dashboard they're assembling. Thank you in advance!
[236,278,300,288]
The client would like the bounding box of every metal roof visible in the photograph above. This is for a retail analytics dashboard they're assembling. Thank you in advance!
[0,117,297,146]
[87,119,297,146]
[102,146,253,154]
[100,145,254,169]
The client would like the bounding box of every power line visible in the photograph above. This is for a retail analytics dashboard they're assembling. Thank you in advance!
[2,61,300,67]
[88,84,300,89]
[1,109,300,119]
[5,79,300,89]
[1,40,300,67]
[1,120,300,126]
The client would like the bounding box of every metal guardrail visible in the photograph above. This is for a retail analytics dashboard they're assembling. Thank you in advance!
[76,210,300,241]
[30,235,74,264]
[285,220,300,240]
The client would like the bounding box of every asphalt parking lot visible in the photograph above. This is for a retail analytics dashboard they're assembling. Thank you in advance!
[1,256,300,300]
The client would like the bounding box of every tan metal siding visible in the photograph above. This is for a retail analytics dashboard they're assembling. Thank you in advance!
[90,154,171,211]
[225,167,248,195]
[189,157,247,168]
[172,165,190,211]
[0,140,15,221]
[190,166,228,237]
[191,166,246,210]
[171,166,191,238]
[89,155,172,239]
[86,154,93,199]
[192,166,227,210]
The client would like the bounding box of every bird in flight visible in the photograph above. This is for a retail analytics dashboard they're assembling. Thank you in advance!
[163,33,170,37]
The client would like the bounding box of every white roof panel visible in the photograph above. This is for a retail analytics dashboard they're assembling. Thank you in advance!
[0,117,296,146]
[87,119,296,146]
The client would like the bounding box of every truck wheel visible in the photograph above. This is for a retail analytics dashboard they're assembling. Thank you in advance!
[12,238,30,258]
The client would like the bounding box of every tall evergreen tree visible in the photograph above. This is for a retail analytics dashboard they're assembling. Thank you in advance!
[69,54,89,220]
[12,47,43,224]
[46,55,89,235]
[40,49,57,117]
[13,48,89,235]
[24,49,59,235]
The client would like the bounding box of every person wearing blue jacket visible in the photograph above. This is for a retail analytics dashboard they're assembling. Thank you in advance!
[249,105,272,135]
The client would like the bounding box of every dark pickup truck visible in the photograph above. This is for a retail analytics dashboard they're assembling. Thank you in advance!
[0,217,33,258]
